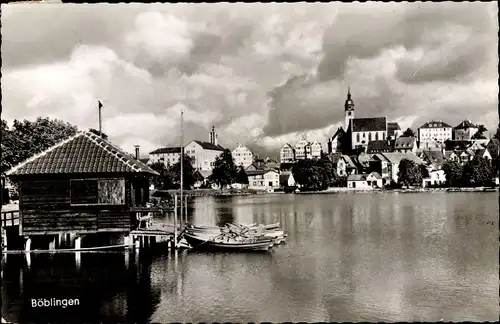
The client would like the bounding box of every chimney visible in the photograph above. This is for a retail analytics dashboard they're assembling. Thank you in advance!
[134,145,140,160]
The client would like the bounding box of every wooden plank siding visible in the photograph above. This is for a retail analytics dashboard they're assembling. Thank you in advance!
[18,176,140,235]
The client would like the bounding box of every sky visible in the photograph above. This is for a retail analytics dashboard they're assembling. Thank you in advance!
[1,2,498,158]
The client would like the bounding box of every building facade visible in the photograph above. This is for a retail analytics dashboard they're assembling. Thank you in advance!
[294,137,311,160]
[247,170,280,190]
[149,147,181,167]
[453,120,479,141]
[310,141,322,159]
[280,144,296,163]
[232,144,253,168]
[184,126,224,171]
[418,120,453,145]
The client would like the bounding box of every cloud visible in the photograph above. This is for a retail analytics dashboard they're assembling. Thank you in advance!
[1,3,498,159]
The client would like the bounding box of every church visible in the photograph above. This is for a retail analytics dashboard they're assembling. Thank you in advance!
[327,88,402,154]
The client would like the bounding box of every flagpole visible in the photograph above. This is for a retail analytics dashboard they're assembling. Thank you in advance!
[180,109,184,229]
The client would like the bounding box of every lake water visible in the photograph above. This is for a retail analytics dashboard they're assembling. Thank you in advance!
[2,192,498,322]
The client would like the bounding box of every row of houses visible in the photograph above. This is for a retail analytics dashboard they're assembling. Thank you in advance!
[147,126,258,171]
[330,138,499,189]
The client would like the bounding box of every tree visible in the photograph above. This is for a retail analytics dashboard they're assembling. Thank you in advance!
[397,158,422,188]
[419,164,430,179]
[471,124,488,140]
[493,123,500,140]
[169,154,196,189]
[1,117,78,173]
[234,166,249,184]
[442,161,464,187]
[209,149,237,188]
[149,162,173,189]
[402,128,416,137]
[462,157,494,186]
[88,128,109,140]
[291,157,337,190]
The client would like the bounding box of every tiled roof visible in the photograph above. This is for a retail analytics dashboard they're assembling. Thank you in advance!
[6,131,159,176]
[367,140,393,153]
[387,122,401,137]
[193,141,225,151]
[394,136,416,149]
[149,147,181,155]
[139,158,150,165]
[352,117,386,132]
[419,120,452,129]
[378,152,425,165]
[422,150,445,169]
[454,120,478,130]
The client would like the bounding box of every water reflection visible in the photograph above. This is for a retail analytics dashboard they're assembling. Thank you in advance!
[2,192,498,322]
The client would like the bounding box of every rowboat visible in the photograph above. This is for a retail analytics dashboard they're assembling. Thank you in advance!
[183,232,273,251]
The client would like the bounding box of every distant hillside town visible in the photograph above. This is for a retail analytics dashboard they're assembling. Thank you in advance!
[140,88,499,191]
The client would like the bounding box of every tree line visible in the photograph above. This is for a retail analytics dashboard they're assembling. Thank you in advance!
[397,156,497,188]
[149,149,249,190]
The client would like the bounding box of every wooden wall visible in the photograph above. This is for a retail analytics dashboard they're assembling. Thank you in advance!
[18,175,150,236]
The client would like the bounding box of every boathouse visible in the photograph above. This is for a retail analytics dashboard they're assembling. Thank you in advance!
[4,131,159,250]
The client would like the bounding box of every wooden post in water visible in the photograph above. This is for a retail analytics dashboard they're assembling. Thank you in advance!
[174,194,178,248]
[184,195,188,226]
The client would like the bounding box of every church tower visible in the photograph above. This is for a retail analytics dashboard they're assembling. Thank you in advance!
[344,87,355,130]
[209,125,219,146]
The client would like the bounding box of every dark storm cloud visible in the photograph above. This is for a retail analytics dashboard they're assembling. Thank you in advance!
[261,2,497,140]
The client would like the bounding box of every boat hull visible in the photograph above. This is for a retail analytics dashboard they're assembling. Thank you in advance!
[184,233,272,251]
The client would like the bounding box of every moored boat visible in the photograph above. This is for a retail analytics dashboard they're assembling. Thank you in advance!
[183,232,273,251]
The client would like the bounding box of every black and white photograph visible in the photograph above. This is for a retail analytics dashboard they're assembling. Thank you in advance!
[1,1,498,323]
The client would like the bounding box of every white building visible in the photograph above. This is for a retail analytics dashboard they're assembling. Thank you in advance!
[149,147,181,167]
[310,141,322,159]
[422,170,447,187]
[347,172,383,189]
[294,136,311,159]
[247,170,280,190]
[184,126,225,171]
[232,144,253,168]
[418,120,453,145]
[280,144,295,163]
[342,88,400,151]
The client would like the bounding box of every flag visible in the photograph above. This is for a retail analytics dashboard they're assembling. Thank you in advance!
[98,101,103,109]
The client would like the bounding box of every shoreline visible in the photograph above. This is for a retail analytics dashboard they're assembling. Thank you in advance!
[157,186,499,197]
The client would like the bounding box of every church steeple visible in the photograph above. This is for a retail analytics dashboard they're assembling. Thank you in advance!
[344,87,355,130]
[209,125,218,146]
[345,86,355,111]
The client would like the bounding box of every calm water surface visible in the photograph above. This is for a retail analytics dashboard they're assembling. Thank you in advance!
[2,192,498,322]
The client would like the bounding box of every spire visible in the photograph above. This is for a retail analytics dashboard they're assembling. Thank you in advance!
[344,87,354,111]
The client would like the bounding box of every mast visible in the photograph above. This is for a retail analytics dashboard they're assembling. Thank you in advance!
[98,101,103,136]
[180,109,184,228]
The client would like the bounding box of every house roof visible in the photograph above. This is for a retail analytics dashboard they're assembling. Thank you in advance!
[378,152,425,165]
[444,150,457,159]
[394,136,416,149]
[247,169,278,177]
[347,174,367,181]
[342,155,357,168]
[387,122,401,137]
[330,127,346,140]
[367,140,393,152]
[139,158,150,165]
[352,117,386,132]
[149,147,181,155]
[454,120,478,130]
[279,172,292,184]
[419,120,452,129]
[475,149,487,157]
[327,152,342,164]
[368,172,382,179]
[198,170,212,179]
[6,131,159,177]
[422,150,445,169]
[193,141,225,151]
[357,153,374,165]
